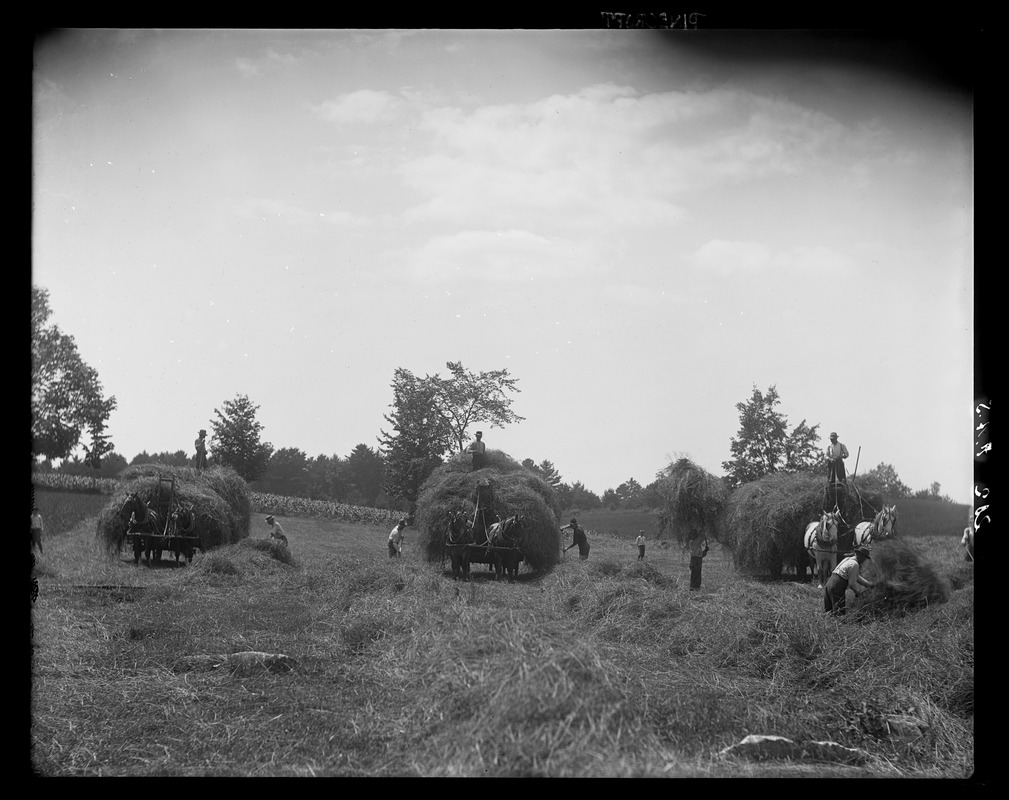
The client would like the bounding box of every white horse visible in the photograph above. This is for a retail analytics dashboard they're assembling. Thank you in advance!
[804,510,840,588]
[853,505,898,550]
[961,525,975,561]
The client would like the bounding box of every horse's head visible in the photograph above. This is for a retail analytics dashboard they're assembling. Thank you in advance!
[878,505,897,538]
[120,493,143,522]
[817,511,839,544]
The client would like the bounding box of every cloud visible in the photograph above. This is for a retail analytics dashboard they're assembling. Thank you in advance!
[311,89,403,125]
[390,229,605,283]
[397,83,869,240]
[690,240,852,276]
[239,197,370,229]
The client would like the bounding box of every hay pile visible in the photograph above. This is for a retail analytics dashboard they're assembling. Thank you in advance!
[95,464,251,554]
[858,539,951,613]
[721,472,883,578]
[414,449,562,572]
[655,458,728,546]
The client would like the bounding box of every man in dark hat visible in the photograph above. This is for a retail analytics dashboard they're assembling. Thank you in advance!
[825,431,849,486]
[824,546,874,615]
[467,431,487,471]
[561,518,590,560]
[194,429,209,471]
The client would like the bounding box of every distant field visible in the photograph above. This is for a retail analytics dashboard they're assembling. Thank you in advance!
[31,489,110,539]
[570,498,970,542]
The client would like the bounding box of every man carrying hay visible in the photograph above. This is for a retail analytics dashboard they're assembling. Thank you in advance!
[561,519,590,560]
[389,519,406,557]
[825,432,849,486]
[266,515,287,546]
[824,546,874,615]
[688,532,709,590]
[194,429,209,471]
[467,431,487,471]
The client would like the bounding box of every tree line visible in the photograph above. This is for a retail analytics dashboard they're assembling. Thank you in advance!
[31,283,956,510]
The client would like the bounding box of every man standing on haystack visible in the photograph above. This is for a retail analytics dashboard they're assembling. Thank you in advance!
[467,431,487,471]
[825,431,849,486]
[194,429,209,471]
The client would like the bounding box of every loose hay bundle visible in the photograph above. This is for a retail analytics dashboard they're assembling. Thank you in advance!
[859,539,951,612]
[655,458,728,546]
[95,464,251,554]
[415,449,562,573]
[722,472,883,579]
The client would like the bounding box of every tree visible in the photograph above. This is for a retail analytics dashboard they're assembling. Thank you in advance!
[859,462,911,499]
[31,285,118,460]
[210,394,273,482]
[430,361,524,452]
[130,450,190,468]
[305,454,347,501]
[259,448,310,496]
[379,368,453,511]
[522,458,563,488]
[615,478,644,508]
[344,444,385,506]
[722,384,821,488]
[566,481,601,511]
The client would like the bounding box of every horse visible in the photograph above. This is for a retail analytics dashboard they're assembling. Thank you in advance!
[169,503,198,565]
[446,510,475,581]
[487,515,524,581]
[803,510,840,588]
[120,492,162,565]
[961,525,975,561]
[852,505,898,550]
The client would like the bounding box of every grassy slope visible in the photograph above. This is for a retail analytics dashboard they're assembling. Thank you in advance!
[31,510,974,778]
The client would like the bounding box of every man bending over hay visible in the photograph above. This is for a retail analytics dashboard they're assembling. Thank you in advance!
[389,519,406,557]
[824,546,874,615]
[266,515,287,546]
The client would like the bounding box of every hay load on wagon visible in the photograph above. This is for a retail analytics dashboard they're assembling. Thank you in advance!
[655,458,729,547]
[95,464,251,560]
[721,471,883,580]
[415,449,562,575]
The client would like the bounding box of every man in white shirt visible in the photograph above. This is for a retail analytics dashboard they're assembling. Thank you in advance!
[635,531,646,561]
[467,431,487,471]
[388,520,406,558]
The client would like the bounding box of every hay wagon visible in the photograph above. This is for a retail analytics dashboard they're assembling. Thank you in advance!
[125,475,202,565]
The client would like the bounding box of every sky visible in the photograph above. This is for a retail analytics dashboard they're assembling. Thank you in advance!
[31,27,975,503]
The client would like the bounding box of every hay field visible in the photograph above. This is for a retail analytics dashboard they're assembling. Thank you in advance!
[31,508,974,778]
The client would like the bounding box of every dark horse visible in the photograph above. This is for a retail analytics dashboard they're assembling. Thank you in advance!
[170,503,199,565]
[446,510,475,581]
[119,492,162,565]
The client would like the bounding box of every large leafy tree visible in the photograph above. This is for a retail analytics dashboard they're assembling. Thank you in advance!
[859,462,911,499]
[209,394,273,482]
[430,361,524,452]
[722,384,820,488]
[31,286,118,460]
[378,368,453,511]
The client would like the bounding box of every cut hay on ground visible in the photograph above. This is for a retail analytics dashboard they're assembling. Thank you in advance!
[721,472,883,579]
[858,539,951,613]
[415,449,562,573]
[655,458,728,546]
[95,464,251,554]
